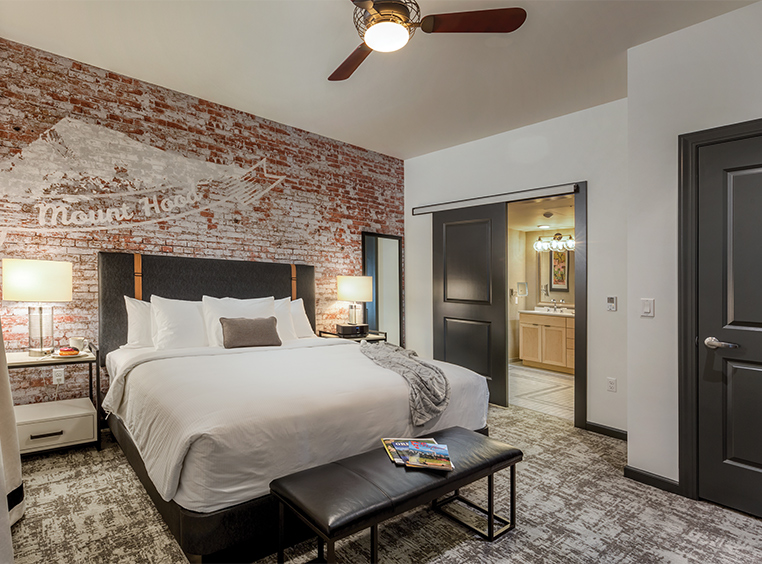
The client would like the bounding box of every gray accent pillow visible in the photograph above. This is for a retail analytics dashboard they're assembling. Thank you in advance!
[219,316,282,348]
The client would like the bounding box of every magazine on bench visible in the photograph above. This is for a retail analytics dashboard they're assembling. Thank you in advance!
[382,437,437,465]
[391,440,454,471]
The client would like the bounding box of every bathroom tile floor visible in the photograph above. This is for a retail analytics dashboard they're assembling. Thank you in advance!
[508,361,574,421]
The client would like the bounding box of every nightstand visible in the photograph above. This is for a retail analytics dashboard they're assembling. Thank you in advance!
[319,330,387,343]
[15,398,97,454]
[8,343,101,453]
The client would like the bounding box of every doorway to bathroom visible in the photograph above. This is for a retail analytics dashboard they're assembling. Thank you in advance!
[507,195,576,421]
[428,181,587,428]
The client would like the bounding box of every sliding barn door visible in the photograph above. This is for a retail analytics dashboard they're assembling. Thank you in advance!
[433,204,507,405]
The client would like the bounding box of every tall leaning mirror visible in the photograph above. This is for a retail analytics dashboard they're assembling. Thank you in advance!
[362,232,403,346]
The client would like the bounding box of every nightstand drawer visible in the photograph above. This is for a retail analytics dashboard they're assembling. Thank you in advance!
[15,398,97,454]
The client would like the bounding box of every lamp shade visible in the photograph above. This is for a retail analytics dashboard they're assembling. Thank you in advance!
[2,259,73,302]
[337,275,373,303]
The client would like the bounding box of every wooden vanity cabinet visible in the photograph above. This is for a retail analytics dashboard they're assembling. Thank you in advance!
[519,312,575,374]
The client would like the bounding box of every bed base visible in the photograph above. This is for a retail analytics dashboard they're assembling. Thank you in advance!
[107,410,316,562]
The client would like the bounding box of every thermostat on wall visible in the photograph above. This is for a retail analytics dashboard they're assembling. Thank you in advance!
[606,296,617,311]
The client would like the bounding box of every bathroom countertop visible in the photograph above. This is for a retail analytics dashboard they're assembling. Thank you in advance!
[519,309,575,318]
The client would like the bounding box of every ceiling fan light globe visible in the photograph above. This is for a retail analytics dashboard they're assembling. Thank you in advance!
[364,21,409,52]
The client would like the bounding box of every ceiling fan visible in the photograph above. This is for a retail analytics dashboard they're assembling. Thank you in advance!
[329,0,527,81]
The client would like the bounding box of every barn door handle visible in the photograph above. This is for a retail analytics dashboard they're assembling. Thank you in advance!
[704,336,740,350]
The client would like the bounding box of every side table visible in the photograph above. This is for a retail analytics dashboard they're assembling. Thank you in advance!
[8,343,101,453]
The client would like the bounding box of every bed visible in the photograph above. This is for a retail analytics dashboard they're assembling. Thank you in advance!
[97,251,489,562]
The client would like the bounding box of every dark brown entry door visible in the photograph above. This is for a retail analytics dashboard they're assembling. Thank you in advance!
[698,134,762,517]
[433,204,507,405]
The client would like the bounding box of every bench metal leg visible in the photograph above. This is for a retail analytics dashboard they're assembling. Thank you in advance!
[277,501,285,564]
[488,473,495,540]
[510,464,516,533]
[370,524,379,564]
[317,538,325,562]
[326,539,336,564]
[432,465,517,541]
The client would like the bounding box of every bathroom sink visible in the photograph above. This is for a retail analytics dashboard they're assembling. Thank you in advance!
[532,306,574,315]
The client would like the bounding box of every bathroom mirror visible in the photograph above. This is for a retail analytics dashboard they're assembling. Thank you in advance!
[537,250,575,306]
[362,232,403,346]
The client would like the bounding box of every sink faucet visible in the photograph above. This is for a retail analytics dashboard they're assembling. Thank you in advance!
[551,299,557,312]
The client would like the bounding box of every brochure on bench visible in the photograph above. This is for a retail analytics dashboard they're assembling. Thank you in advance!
[382,438,436,465]
[390,440,454,471]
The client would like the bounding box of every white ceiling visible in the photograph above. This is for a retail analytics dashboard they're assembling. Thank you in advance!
[0,0,751,160]
[508,194,574,232]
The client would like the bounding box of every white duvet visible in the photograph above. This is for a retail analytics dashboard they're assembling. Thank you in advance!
[103,338,489,513]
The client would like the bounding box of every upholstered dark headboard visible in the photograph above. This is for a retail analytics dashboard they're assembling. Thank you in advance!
[97,252,316,366]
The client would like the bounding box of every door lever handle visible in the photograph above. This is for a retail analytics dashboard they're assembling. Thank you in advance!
[704,336,740,350]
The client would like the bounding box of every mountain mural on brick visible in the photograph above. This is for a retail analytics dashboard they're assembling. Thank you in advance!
[0,37,403,405]
[0,117,286,246]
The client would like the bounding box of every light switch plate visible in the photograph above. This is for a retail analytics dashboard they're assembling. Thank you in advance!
[641,298,655,317]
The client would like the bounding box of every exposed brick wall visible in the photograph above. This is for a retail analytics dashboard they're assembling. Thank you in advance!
[0,38,404,405]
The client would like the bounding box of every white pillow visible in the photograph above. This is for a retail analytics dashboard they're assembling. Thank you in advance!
[273,298,298,342]
[202,295,275,347]
[123,296,154,348]
[290,298,315,338]
[151,295,207,350]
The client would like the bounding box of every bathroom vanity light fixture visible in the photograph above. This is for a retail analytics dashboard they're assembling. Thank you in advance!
[533,233,575,252]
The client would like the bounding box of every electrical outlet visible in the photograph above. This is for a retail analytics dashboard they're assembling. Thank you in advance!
[52,367,65,385]
[606,377,617,393]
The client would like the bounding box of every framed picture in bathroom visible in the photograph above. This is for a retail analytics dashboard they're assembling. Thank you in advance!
[550,250,569,291]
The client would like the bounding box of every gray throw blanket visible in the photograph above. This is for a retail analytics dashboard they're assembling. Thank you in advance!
[360,341,450,426]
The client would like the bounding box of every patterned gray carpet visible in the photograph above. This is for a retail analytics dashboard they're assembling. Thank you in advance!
[11,405,762,563]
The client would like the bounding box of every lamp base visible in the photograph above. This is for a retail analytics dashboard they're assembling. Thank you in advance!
[348,302,365,325]
[28,305,55,357]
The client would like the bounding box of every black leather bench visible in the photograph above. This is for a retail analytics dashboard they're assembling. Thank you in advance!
[270,426,523,563]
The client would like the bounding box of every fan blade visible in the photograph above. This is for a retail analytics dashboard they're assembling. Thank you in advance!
[328,44,373,81]
[420,7,527,34]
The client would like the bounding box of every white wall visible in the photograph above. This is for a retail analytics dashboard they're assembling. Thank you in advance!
[626,1,762,480]
[405,99,629,431]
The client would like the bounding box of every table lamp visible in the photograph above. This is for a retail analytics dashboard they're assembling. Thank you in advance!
[2,259,73,356]
[337,275,373,325]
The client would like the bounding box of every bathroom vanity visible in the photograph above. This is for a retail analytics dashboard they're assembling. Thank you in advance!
[518,309,575,374]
